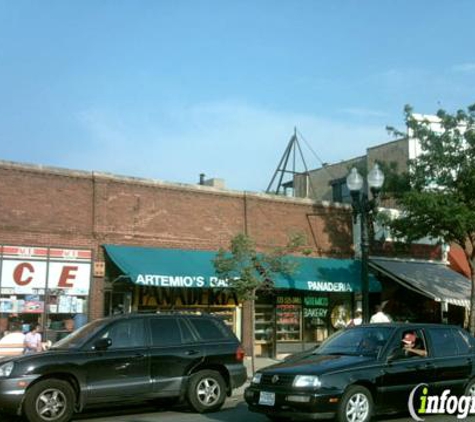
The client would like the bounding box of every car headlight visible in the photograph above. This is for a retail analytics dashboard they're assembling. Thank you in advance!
[0,362,14,377]
[293,375,321,388]
[252,373,262,384]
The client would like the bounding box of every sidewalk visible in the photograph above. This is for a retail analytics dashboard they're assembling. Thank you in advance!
[244,356,281,375]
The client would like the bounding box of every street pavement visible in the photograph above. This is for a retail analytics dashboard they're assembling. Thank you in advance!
[48,397,475,422]
[0,392,465,422]
[0,358,467,422]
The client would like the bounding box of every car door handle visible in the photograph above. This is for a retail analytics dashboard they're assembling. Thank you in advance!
[416,363,435,370]
[133,353,146,360]
[185,350,199,356]
[117,363,130,370]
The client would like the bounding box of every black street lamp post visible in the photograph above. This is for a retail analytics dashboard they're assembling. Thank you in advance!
[346,164,385,323]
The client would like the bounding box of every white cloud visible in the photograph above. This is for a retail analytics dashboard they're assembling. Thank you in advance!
[452,63,475,73]
[73,101,390,192]
[339,107,389,118]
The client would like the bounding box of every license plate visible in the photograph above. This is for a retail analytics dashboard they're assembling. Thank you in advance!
[259,391,275,406]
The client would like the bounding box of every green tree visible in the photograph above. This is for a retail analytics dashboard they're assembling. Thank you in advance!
[213,232,307,371]
[386,104,475,332]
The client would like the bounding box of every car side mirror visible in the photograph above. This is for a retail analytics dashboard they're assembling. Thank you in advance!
[93,338,112,351]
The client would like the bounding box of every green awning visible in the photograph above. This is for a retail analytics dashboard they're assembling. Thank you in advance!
[103,245,381,293]
[274,255,381,293]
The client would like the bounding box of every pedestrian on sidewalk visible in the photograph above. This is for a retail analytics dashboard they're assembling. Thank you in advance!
[347,308,363,327]
[23,325,42,354]
[370,304,391,323]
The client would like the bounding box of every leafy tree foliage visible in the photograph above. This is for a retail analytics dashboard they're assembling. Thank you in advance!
[213,232,307,300]
[387,104,475,331]
[213,232,307,368]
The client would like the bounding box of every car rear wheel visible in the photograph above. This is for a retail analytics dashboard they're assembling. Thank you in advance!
[465,378,475,396]
[337,385,373,422]
[23,379,75,422]
[187,369,226,413]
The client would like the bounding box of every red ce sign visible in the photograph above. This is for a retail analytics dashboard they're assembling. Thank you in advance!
[13,263,79,288]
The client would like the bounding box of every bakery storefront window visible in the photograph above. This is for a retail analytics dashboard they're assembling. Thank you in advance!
[329,296,352,333]
[303,294,329,343]
[134,285,241,336]
[0,246,91,342]
[276,295,302,342]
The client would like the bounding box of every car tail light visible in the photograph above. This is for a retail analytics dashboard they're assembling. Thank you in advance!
[236,345,245,361]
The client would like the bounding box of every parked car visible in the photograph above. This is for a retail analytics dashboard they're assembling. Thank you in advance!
[0,331,25,357]
[245,323,475,422]
[0,313,247,422]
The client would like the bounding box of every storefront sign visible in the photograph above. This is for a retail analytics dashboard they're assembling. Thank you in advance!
[135,274,228,288]
[138,286,239,307]
[1,261,47,293]
[307,281,353,292]
[276,296,302,305]
[48,262,91,295]
[303,297,329,307]
[303,307,328,318]
[303,296,329,328]
[0,246,92,295]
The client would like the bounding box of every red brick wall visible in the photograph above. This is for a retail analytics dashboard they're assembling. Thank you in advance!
[0,162,354,326]
[93,177,246,251]
[372,240,442,260]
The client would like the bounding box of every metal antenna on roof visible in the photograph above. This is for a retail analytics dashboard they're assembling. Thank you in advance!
[266,127,314,197]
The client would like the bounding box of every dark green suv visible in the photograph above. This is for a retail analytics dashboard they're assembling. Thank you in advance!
[0,313,247,422]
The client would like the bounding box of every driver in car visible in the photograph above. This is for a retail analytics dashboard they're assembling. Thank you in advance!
[402,332,427,357]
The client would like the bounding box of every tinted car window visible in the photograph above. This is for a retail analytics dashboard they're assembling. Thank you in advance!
[100,319,146,349]
[150,318,182,346]
[428,328,457,357]
[189,318,230,341]
[317,326,393,357]
[179,319,195,343]
[53,319,105,349]
[452,328,471,355]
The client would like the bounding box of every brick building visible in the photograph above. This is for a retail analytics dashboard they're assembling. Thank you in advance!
[0,160,376,356]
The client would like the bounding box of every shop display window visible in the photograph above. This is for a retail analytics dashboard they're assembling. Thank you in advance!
[276,296,302,342]
[208,307,236,331]
[254,304,274,356]
[303,295,329,343]
[135,286,240,336]
[0,290,46,334]
[328,295,353,333]
[44,290,89,342]
[0,246,92,343]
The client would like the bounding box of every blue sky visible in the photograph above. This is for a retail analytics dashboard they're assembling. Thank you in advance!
[0,1,474,191]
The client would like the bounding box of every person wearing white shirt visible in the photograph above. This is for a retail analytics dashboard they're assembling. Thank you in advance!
[24,325,42,354]
[370,305,392,323]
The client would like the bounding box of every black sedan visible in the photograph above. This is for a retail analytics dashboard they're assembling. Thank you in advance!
[245,323,475,422]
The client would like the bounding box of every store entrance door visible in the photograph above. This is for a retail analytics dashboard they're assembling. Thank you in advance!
[104,291,132,316]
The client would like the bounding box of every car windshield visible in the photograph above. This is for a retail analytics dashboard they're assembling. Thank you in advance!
[50,319,106,350]
[315,326,394,357]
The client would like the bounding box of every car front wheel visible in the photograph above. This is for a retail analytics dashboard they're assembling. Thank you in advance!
[187,369,226,413]
[23,379,75,422]
[465,378,475,396]
[337,385,373,422]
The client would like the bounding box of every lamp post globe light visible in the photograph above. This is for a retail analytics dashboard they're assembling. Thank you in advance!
[346,164,385,323]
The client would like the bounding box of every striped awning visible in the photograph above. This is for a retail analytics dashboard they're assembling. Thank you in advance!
[370,257,471,308]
